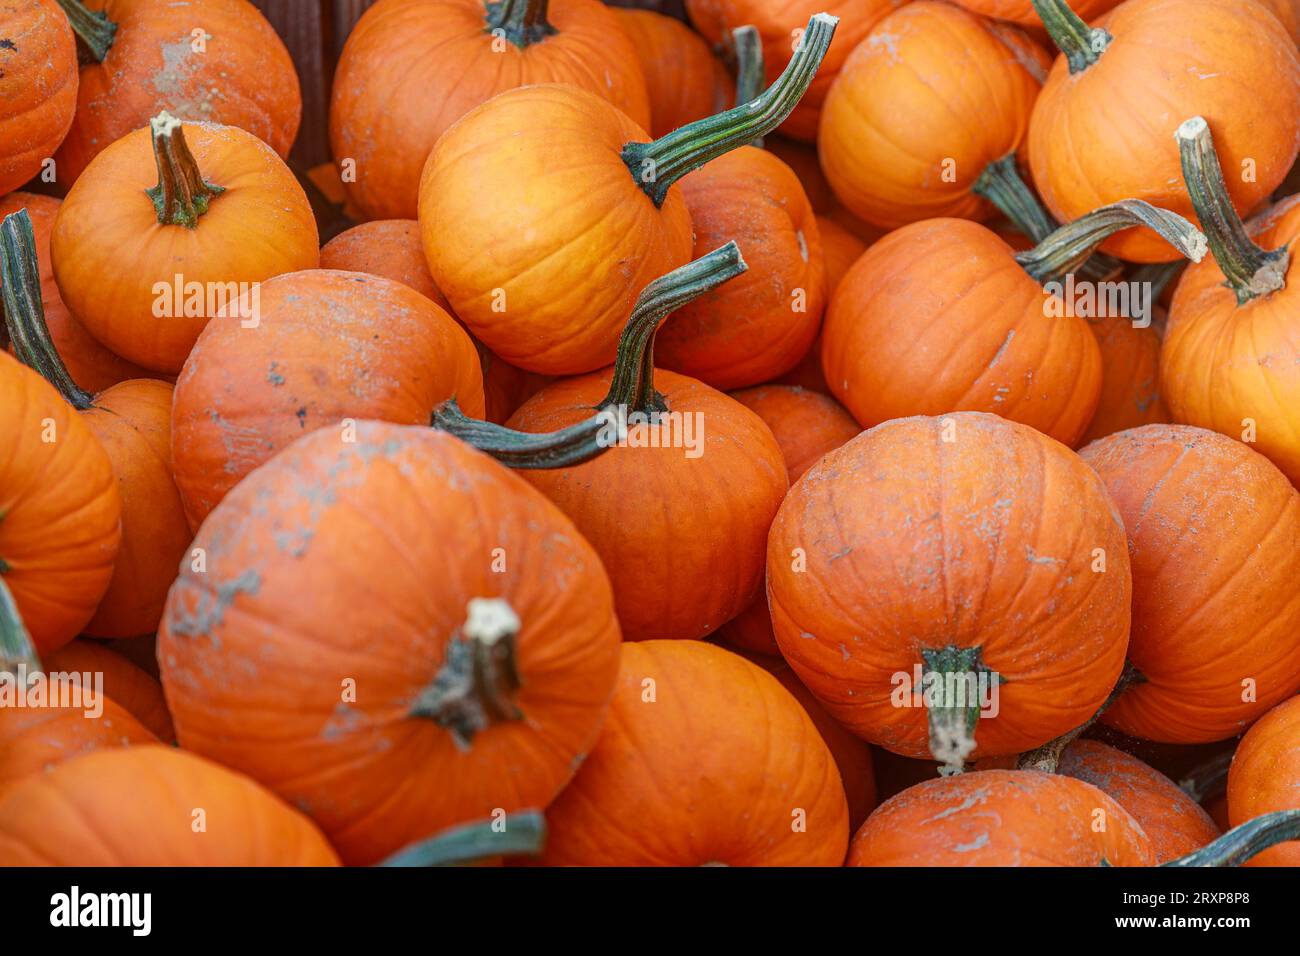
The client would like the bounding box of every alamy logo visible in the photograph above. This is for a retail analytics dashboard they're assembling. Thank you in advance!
[595,404,704,459]
[152,274,261,328]
[50,886,151,936]
[0,666,103,718]
[889,664,1001,718]
[1042,274,1153,328]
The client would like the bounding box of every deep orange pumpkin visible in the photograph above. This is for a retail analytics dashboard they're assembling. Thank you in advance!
[768,413,1132,768]
[331,0,651,221]
[951,0,1120,26]
[52,0,301,187]
[765,135,837,214]
[0,691,156,787]
[0,0,77,196]
[319,219,450,311]
[1256,0,1300,44]
[44,639,174,742]
[538,640,849,865]
[1078,311,1171,445]
[1228,696,1300,866]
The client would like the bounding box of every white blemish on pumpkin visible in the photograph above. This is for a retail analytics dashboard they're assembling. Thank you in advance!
[796,229,808,262]
[922,786,990,823]
[953,832,990,852]
[167,569,261,639]
[988,329,1015,369]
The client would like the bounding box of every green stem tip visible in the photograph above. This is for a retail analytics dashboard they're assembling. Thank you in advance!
[55,0,118,63]
[378,810,546,866]
[1031,0,1111,74]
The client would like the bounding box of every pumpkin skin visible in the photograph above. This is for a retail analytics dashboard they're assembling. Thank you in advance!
[1080,425,1300,743]
[1256,0,1300,44]
[1162,194,1300,486]
[819,2,1046,230]
[419,84,693,376]
[54,0,301,187]
[1028,0,1300,262]
[44,639,175,742]
[158,422,622,865]
[950,0,1121,26]
[613,8,733,138]
[0,352,120,655]
[479,346,552,425]
[50,119,319,374]
[656,148,825,389]
[331,0,651,222]
[539,641,849,865]
[0,194,149,392]
[768,413,1131,761]
[1228,696,1300,866]
[319,219,450,311]
[171,269,484,528]
[765,136,837,214]
[0,692,156,786]
[821,219,1103,446]
[507,367,788,642]
[847,770,1154,866]
[0,746,340,866]
[1078,312,1170,445]
[0,0,77,196]
[685,0,905,141]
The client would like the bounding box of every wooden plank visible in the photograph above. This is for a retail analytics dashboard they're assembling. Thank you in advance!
[251,0,332,167]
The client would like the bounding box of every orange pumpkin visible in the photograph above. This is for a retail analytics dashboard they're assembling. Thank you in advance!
[1081,425,1300,743]
[765,135,837,214]
[1028,0,1300,262]
[539,641,849,865]
[1078,312,1170,444]
[417,14,838,375]
[768,413,1132,769]
[951,0,1121,25]
[44,639,174,742]
[171,268,484,528]
[847,770,1154,866]
[331,0,651,221]
[0,746,340,866]
[53,0,301,187]
[820,2,1047,229]
[159,422,622,864]
[1256,0,1300,44]
[50,113,318,374]
[0,691,156,787]
[1228,696,1300,866]
[319,219,450,311]
[479,346,552,425]
[0,0,77,196]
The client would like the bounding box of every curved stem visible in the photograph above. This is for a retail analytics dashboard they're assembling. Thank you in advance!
[921,645,999,775]
[482,0,555,48]
[732,24,766,112]
[0,577,41,677]
[146,112,225,229]
[1031,0,1111,74]
[1016,200,1207,285]
[55,0,117,63]
[1017,662,1142,773]
[378,810,546,866]
[1165,810,1300,867]
[0,211,93,409]
[1176,116,1290,305]
[623,13,837,206]
[432,242,747,468]
[1178,750,1234,804]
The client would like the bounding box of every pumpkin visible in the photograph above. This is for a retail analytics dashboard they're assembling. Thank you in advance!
[52,0,301,187]
[0,193,148,392]
[0,746,340,866]
[819,2,1047,230]
[479,346,553,425]
[1078,312,1170,444]
[1228,696,1300,866]
[951,0,1120,26]
[1079,424,1300,743]
[330,0,651,222]
[417,13,838,376]
[319,219,450,311]
[538,640,849,865]
[0,690,157,786]
[0,0,77,196]
[847,769,1155,866]
[2,209,188,639]
[613,8,733,138]
[684,0,902,141]
[1162,117,1300,486]
[1257,0,1300,44]
[765,135,837,213]
[44,639,174,741]
[50,112,318,374]
[820,202,1204,445]
[1028,0,1300,262]
[171,268,484,528]
[768,413,1132,769]
[158,421,622,864]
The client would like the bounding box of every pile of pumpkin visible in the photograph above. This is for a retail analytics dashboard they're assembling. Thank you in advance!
[1,0,1299,868]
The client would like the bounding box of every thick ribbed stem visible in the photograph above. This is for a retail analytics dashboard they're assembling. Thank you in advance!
[55,0,117,62]
[378,811,546,866]
[623,13,837,206]
[1031,0,1111,74]
[1017,663,1143,773]
[1166,810,1300,867]
[0,210,94,409]
[732,24,766,106]
[1176,116,1289,305]
[145,112,225,228]
[482,0,555,48]
[921,645,999,775]
[0,577,40,676]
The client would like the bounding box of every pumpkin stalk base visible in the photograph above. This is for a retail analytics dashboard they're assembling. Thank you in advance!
[1031,0,1111,74]
[921,645,994,775]
[482,0,556,49]
[55,0,118,63]
[146,112,226,229]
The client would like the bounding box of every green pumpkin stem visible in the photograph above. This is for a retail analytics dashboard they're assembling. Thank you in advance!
[1017,662,1143,773]
[732,24,766,123]
[378,810,546,866]
[0,211,94,410]
[921,645,998,775]
[0,577,41,677]
[1176,116,1290,305]
[55,0,118,63]
[146,112,225,229]
[1017,200,1207,285]
[432,241,747,467]
[1031,0,1111,74]
[1165,809,1300,867]
[623,13,837,207]
[482,0,555,48]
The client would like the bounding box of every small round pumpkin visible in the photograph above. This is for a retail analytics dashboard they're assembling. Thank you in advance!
[0,0,77,196]
[539,640,849,865]
[44,639,174,742]
[1078,312,1170,444]
[1228,696,1300,866]
[331,0,651,221]
[0,746,340,866]
[0,690,156,786]
[1081,425,1300,743]
[53,0,301,186]
[319,219,450,311]
[159,422,622,865]
[768,413,1132,768]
